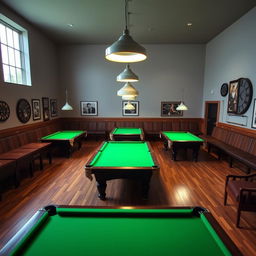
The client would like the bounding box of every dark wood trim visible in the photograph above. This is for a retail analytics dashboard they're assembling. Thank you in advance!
[0,119,61,139]
[217,122,256,138]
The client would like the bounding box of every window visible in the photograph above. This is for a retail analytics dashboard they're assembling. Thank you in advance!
[0,14,31,86]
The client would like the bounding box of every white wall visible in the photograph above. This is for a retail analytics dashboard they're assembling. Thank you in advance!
[0,4,60,130]
[59,44,205,118]
[203,7,256,129]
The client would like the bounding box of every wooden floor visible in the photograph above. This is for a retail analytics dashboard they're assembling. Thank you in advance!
[0,140,255,255]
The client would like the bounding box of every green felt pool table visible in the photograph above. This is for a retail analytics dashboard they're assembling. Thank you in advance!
[109,127,145,141]
[41,130,87,157]
[160,131,204,161]
[85,141,159,199]
[0,205,242,256]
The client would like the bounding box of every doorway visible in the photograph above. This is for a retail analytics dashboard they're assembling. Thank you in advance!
[204,101,220,135]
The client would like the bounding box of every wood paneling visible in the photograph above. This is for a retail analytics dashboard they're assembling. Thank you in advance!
[217,122,256,138]
[0,140,255,255]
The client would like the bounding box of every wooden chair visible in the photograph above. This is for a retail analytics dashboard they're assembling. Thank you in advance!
[224,173,256,227]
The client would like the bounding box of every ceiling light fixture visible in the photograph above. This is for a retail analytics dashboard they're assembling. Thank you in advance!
[176,88,188,111]
[117,64,139,82]
[105,0,147,63]
[117,82,138,97]
[122,95,136,100]
[61,89,73,111]
[176,102,188,111]
[123,101,135,110]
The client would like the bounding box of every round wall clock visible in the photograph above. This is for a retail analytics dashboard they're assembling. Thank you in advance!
[16,99,31,123]
[0,100,10,122]
[220,83,228,97]
[237,78,253,115]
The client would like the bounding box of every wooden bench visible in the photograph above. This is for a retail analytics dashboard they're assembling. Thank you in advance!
[202,127,256,173]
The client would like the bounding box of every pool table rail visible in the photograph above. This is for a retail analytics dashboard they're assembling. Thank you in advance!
[0,205,242,256]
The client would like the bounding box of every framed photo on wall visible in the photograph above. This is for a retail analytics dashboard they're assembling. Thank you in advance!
[161,101,183,116]
[227,79,239,114]
[42,97,50,121]
[122,101,139,116]
[252,99,256,129]
[80,101,98,116]
[31,99,41,120]
[50,99,58,117]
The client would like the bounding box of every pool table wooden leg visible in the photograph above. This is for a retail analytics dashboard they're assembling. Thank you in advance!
[96,179,107,200]
[140,173,152,199]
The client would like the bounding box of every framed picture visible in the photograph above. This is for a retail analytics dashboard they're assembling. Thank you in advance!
[122,101,139,116]
[42,97,50,121]
[80,101,98,116]
[31,99,41,120]
[50,99,58,117]
[252,99,256,129]
[227,79,239,114]
[161,101,183,116]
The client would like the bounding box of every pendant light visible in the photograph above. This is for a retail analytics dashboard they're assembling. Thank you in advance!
[117,82,138,97]
[122,95,136,100]
[176,102,188,111]
[123,101,135,110]
[117,64,139,82]
[176,88,188,111]
[105,0,147,63]
[61,89,73,111]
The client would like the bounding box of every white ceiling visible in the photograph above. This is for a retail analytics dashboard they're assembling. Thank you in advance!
[2,0,256,44]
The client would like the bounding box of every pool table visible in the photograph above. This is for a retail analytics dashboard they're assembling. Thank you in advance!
[160,131,204,161]
[0,205,242,256]
[41,130,87,157]
[109,127,145,141]
[85,141,159,200]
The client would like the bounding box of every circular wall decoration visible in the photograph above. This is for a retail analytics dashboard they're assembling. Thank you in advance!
[0,100,10,122]
[220,83,228,97]
[16,99,31,123]
[237,78,253,115]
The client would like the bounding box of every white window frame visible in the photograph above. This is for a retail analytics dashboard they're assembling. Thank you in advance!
[0,14,31,86]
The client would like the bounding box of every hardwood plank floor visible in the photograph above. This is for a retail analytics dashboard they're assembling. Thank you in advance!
[0,140,255,255]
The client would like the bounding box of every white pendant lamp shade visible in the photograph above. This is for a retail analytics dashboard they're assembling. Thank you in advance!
[176,101,188,111]
[61,89,73,111]
[122,95,136,100]
[117,82,138,97]
[123,101,135,110]
[105,0,147,63]
[106,29,147,63]
[117,64,139,82]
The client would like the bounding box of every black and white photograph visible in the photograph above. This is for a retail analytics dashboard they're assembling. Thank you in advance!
[227,79,239,114]
[31,99,41,120]
[80,101,98,116]
[122,101,139,116]
[252,99,256,129]
[50,99,58,117]
[161,101,183,116]
[42,97,50,121]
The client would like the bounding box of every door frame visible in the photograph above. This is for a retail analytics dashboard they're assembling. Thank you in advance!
[204,101,220,135]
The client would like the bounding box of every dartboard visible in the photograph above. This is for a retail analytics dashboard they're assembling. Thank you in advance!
[16,99,31,123]
[0,100,10,122]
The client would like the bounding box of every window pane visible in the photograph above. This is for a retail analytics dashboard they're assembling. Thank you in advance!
[16,68,23,84]
[3,64,10,82]
[0,23,7,44]
[13,31,20,50]
[1,44,9,64]
[15,50,21,67]
[10,66,17,83]
[6,27,14,47]
[8,47,15,66]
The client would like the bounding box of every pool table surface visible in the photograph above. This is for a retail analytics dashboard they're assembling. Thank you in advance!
[0,205,242,256]
[85,141,159,199]
[109,127,145,141]
[41,130,87,157]
[160,131,204,161]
